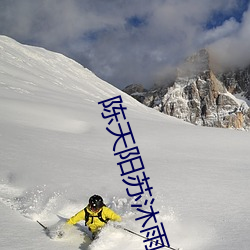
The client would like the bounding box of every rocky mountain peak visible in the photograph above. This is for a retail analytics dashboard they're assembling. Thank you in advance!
[123,49,250,130]
[177,48,210,78]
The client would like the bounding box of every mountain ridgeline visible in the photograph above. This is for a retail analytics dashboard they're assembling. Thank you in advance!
[123,49,250,130]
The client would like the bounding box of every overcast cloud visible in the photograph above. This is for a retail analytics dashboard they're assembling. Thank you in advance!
[0,0,249,89]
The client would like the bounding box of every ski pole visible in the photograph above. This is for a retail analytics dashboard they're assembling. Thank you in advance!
[122,227,179,250]
[37,220,49,231]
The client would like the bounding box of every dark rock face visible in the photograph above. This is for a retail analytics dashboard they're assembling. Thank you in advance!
[218,66,250,99]
[123,84,147,103]
[123,49,250,130]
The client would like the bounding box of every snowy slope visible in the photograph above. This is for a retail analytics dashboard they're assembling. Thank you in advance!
[0,36,250,250]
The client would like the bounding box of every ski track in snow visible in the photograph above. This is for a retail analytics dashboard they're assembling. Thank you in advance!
[0,179,206,250]
[0,177,188,250]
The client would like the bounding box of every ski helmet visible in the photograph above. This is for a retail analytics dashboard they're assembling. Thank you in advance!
[89,195,104,211]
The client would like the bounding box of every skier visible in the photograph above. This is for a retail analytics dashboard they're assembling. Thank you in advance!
[66,194,121,239]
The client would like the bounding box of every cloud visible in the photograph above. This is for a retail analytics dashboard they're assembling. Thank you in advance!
[200,18,240,45]
[208,4,250,69]
[0,0,249,89]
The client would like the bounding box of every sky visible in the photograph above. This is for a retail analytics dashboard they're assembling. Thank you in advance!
[0,0,249,89]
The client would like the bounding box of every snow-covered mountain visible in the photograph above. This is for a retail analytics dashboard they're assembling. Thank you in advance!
[0,36,250,250]
[124,49,250,130]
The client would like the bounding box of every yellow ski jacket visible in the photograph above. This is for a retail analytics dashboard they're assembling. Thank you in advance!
[67,206,121,233]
